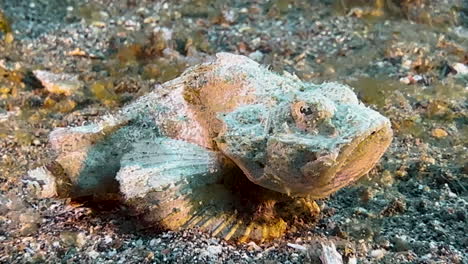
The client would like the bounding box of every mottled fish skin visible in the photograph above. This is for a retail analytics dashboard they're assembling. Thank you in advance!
[130,53,392,198]
[26,53,393,242]
[31,53,392,199]
[174,53,393,197]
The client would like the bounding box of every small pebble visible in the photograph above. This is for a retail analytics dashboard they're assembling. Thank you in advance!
[88,250,99,259]
[453,63,468,75]
[247,241,261,251]
[206,245,222,255]
[248,50,264,62]
[431,128,448,138]
[287,243,307,251]
[33,70,82,96]
[393,235,411,252]
[370,249,385,259]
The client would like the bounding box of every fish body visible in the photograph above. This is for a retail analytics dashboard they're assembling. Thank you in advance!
[142,53,392,197]
[29,53,392,241]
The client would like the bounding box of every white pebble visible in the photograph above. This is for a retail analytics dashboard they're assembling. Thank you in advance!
[370,249,385,259]
[87,250,99,259]
[453,63,468,75]
[287,243,307,251]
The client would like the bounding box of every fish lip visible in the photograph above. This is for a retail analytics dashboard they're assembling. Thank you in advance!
[250,119,393,197]
[215,100,393,197]
[216,121,392,198]
[296,122,393,198]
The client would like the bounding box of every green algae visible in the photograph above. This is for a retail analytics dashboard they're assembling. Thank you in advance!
[0,9,12,35]
[90,80,120,107]
[347,77,403,108]
[74,2,109,25]
[344,76,466,142]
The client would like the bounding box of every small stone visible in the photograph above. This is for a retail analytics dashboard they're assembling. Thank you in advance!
[206,245,222,256]
[369,249,385,259]
[412,75,423,82]
[248,50,264,62]
[149,238,160,247]
[381,199,406,216]
[91,21,106,28]
[98,11,109,20]
[453,26,468,39]
[347,7,364,18]
[4,32,14,44]
[399,77,411,84]
[103,235,112,244]
[319,242,343,264]
[60,231,78,247]
[393,235,411,252]
[442,184,457,199]
[76,232,87,248]
[448,191,457,199]
[287,243,307,251]
[27,167,58,198]
[375,236,390,249]
[453,63,468,75]
[355,207,371,216]
[32,139,41,146]
[431,128,448,138]
[421,155,435,165]
[143,16,159,24]
[108,250,117,257]
[402,60,412,70]
[247,241,261,251]
[68,48,87,57]
[88,250,99,259]
[90,81,120,106]
[135,239,143,247]
[33,70,82,96]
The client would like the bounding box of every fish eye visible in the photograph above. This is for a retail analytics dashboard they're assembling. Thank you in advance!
[292,101,314,119]
[291,100,335,134]
[291,101,315,132]
[299,106,313,115]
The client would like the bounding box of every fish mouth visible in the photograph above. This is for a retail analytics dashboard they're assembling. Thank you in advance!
[303,124,393,198]
[215,101,393,198]
[244,120,393,198]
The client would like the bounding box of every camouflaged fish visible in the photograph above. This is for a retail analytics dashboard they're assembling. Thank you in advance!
[29,53,392,242]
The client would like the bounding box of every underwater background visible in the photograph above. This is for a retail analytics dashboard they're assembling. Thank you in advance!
[0,0,467,263]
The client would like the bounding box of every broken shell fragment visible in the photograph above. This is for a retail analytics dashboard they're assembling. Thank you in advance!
[33,70,83,96]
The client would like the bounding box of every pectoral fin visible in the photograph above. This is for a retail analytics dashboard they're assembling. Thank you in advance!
[117,137,224,200]
[116,137,224,229]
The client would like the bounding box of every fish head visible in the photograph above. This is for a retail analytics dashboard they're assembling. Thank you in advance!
[216,83,392,198]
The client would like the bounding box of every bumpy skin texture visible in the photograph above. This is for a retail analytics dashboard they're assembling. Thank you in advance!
[28,53,392,241]
[195,54,393,197]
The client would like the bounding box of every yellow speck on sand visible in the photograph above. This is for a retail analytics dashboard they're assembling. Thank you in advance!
[5,32,14,43]
[431,128,448,138]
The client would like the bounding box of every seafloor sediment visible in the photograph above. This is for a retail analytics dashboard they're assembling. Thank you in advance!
[0,0,467,263]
